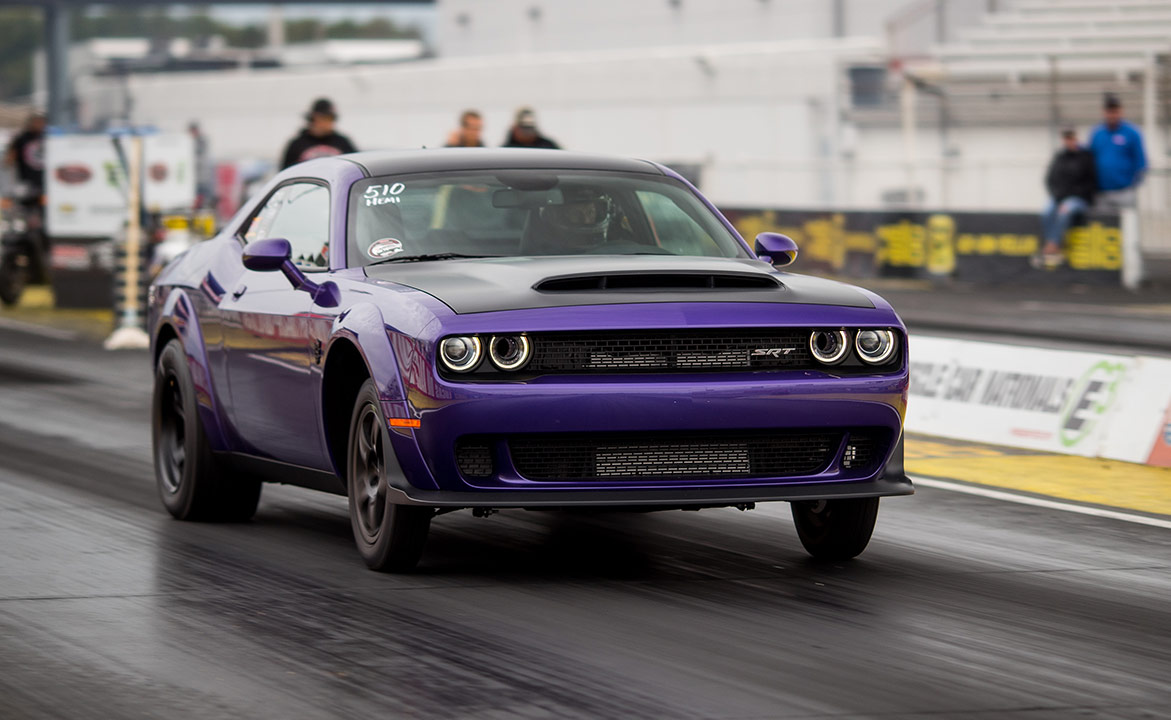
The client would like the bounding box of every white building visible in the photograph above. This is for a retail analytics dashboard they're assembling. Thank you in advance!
[70,0,1171,260]
[435,0,983,57]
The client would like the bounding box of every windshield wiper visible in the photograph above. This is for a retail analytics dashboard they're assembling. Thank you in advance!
[368,252,495,266]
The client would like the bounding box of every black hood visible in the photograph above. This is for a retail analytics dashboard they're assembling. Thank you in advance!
[364,256,873,315]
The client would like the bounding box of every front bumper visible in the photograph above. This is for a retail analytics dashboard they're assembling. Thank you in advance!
[387,440,911,508]
[383,367,909,505]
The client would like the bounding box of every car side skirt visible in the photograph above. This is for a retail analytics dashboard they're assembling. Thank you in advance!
[220,452,346,496]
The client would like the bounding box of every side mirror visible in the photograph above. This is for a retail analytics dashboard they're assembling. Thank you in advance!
[754,232,799,268]
[242,237,292,272]
[241,237,339,308]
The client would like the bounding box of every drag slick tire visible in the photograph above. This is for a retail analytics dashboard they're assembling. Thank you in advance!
[152,339,261,521]
[791,497,879,561]
[347,379,432,572]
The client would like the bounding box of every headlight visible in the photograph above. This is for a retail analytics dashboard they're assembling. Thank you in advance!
[855,329,897,364]
[439,335,482,373]
[809,329,849,365]
[488,334,531,371]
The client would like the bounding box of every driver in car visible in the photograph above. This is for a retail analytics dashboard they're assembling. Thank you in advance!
[527,186,634,254]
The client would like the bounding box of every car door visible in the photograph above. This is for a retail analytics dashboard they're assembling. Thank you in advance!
[220,180,332,467]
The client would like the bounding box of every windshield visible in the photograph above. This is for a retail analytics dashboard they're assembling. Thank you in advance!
[347,170,747,266]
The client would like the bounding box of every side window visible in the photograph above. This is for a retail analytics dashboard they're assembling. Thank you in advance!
[242,188,284,244]
[636,190,723,257]
[242,182,330,270]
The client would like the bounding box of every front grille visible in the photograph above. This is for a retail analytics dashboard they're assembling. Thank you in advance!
[526,329,813,374]
[455,440,493,478]
[508,431,838,481]
[842,433,877,470]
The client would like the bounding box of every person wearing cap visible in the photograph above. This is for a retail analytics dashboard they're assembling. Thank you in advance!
[4,111,47,198]
[1037,128,1097,267]
[445,109,485,148]
[503,107,560,150]
[280,98,358,170]
[1088,94,1147,209]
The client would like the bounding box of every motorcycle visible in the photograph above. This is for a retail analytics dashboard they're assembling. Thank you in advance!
[0,184,48,307]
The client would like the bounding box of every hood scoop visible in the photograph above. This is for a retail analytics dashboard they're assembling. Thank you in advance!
[535,272,781,293]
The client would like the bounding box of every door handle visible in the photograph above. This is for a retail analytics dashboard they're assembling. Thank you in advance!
[231,285,247,300]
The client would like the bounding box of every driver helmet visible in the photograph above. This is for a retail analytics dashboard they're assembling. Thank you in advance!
[538,186,614,251]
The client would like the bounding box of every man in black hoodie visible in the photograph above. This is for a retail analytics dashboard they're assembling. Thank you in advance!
[280,98,358,169]
[503,107,560,149]
[1039,128,1096,266]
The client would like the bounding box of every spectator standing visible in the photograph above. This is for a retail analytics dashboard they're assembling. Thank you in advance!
[445,110,485,147]
[280,98,357,170]
[1088,94,1147,209]
[503,107,560,149]
[4,111,46,197]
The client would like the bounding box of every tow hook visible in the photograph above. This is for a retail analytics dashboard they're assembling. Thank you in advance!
[734,503,756,512]
[472,508,498,518]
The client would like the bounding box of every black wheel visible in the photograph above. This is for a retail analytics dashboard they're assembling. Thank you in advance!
[0,250,28,307]
[27,230,50,285]
[347,379,431,572]
[791,497,879,561]
[152,339,261,521]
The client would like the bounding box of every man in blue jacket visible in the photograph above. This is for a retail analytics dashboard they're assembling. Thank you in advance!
[1089,94,1147,208]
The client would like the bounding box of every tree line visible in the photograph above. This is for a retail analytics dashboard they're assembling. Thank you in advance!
[0,7,421,102]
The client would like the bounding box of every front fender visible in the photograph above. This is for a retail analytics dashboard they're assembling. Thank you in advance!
[151,287,232,452]
[326,302,407,405]
[324,302,448,491]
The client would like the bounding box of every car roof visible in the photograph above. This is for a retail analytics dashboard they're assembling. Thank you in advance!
[338,148,667,178]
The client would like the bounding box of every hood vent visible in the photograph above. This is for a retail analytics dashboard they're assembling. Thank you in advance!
[535,273,780,292]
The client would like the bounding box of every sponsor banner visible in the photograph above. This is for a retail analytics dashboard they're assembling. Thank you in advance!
[47,134,128,238]
[721,207,1122,284]
[905,336,1171,465]
[46,133,196,239]
[142,133,197,213]
[1101,356,1171,467]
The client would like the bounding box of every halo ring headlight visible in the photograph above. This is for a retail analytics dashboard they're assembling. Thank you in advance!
[488,334,532,371]
[439,336,482,373]
[855,329,897,364]
[809,329,849,365]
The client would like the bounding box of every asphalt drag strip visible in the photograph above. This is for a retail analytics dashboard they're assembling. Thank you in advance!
[1,326,1169,719]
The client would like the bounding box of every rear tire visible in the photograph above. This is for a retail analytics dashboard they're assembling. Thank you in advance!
[152,339,262,521]
[347,379,431,572]
[791,497,879,561]
[0,250,28,307]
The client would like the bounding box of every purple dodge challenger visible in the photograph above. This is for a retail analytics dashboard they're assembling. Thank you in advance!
[149,149,911,571]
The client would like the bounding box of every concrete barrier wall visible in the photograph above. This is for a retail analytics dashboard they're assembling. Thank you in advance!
[722,206,1123,284]
[907,335,1171,468]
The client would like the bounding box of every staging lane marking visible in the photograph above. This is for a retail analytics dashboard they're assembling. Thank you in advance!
[911,476,1171,530]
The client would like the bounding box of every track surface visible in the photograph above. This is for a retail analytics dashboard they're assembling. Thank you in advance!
[1,326,1169,719]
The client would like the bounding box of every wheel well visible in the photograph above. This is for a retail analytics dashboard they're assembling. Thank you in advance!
[154,324,179,366]
[321,339,372,483]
